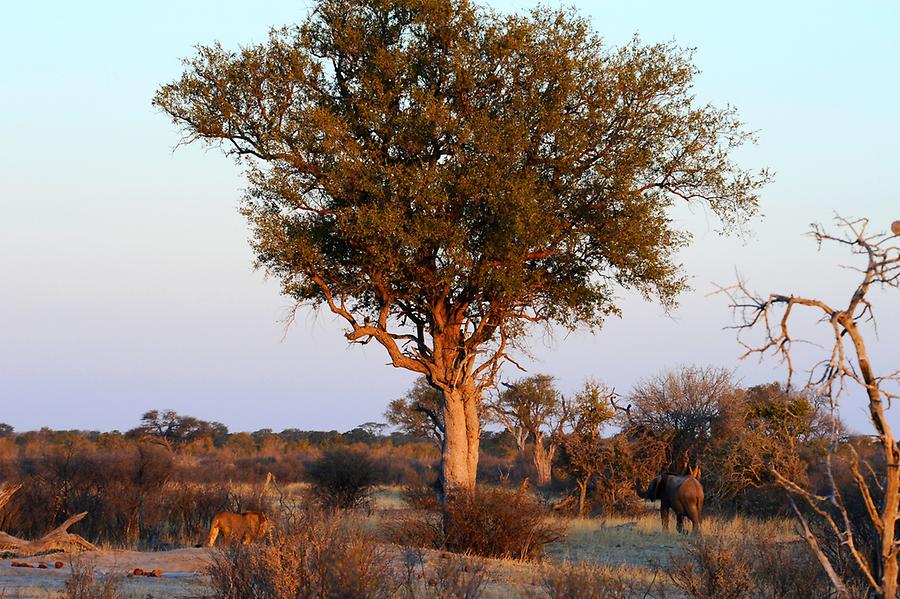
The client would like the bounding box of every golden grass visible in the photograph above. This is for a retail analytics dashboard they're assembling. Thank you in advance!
[545,510,797,571]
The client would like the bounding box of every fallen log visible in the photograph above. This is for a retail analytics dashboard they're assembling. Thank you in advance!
[0,512,97,556]
[0,483,97,556]
[550,493,577,512]
[0,483,22,512]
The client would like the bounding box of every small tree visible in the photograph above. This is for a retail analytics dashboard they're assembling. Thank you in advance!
[384,377,445,447]
[557,382,616,515]
[622,365,742,473]
[487,374,566,486]
[722,216,900,598]
[156,0,766,496]
[710,383,830,500]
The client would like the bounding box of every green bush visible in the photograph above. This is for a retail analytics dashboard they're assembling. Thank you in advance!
[306,448,381,511]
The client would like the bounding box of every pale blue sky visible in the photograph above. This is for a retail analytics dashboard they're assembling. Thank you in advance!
[1,1,898,434]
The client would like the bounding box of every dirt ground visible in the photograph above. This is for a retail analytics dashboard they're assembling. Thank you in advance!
[0,548,211,599]
[0,512,795,598]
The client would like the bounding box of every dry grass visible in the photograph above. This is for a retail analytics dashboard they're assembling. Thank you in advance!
[207,506,398,599]
[0,484,823,599]
[551,512,795,565]
[541,560,669,599]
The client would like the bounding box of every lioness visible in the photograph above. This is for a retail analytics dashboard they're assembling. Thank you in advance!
[205,511,271,547]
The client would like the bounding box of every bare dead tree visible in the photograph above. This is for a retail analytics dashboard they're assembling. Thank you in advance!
[718,215,900,598]
[624,365,743,473]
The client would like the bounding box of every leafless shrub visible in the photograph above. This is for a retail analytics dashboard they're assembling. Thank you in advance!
[751,539,835,599]
[206,507,397,599]
[671,535,840,599]
[57,558,122,599]
[160,482,231,547]
[624,365,742,473]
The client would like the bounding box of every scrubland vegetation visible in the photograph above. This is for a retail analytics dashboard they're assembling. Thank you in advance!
[0,367,884,597]
[3,0,895,594]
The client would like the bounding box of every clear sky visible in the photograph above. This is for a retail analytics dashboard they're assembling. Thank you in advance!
[1,1,898,435]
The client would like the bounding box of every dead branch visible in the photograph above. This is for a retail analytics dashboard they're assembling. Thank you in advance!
[0,513,97,557]
[0,483,22,512]
[720,216,900,598]
[0,483,97,556]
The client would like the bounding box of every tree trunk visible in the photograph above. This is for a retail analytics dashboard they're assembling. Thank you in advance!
[439,387,480,498]
[846,321,899,598]
[577,480,588,516]
[533,434,552,486]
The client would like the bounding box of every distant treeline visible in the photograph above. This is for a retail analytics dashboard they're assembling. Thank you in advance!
[0,411,516,456]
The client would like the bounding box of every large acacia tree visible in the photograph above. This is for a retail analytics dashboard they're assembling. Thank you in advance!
[155,0,766,495]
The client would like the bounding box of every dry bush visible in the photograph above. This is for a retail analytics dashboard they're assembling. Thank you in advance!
[442,487,565,559]
[207,507,396,599]
[671,535,838,599]
[57,558,122,599]
[393,486,565,560]
[670,536,754,599]
[9,445,174,547]
[751,539,833,599]
[542,561,661,599]
[159,482,232,546]
[398,548,487,599]
[306,447,381,511]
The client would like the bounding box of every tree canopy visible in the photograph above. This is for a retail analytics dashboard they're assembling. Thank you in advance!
[155,0,767,491]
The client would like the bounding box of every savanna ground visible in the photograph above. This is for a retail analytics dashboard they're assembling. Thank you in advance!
[0,484,803,599]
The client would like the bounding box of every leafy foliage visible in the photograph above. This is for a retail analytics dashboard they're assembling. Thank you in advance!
[306,447,382,511]
[134,409,229,449]
[487,375,567,485]
[711,384,828,499]
[556,382,617,513]
[385,377,445,446]
[154,0,768,476]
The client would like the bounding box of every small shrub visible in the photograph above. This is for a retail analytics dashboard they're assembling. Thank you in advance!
[670,536,754,599]
[398,548,487,599]
[57,558,122,599]
[306,447,381,511]
[394,486,565,560]
[207,507,396,599]
[750,538,834,599]
[672,535,841,599]
[401,482,441,512]
[542,561,658,599]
